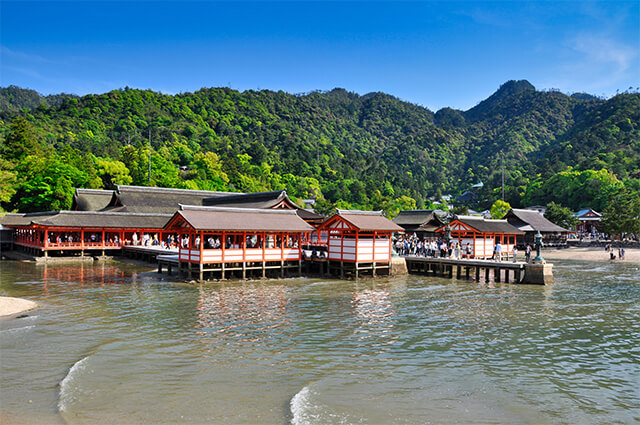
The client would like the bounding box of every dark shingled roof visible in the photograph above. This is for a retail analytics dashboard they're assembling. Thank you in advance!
[5,211,172,229]
[203,190,325,223]
[332,209,404,232]
[0,213,31,226]
[72,188,115,211]
[166,206,316,232]
[202,190,298,209]
[505,209,568,233]
[296,209,325,222]
[393,209,445,231]
[449,216,524,234]
[108,185,240,214]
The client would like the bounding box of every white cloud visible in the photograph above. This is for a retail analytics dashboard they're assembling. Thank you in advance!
[561,33,639,91]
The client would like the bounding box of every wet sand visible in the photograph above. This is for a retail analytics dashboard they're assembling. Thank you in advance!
[541,247,640,264]
[0,296,38,317]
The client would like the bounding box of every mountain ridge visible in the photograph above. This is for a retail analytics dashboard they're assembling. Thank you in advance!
[0,81,638,214]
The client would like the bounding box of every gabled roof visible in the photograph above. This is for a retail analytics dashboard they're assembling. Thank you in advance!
[392,209,445,231]
[296,208,325,223]
[202,190,298,210]
[321,209,403,232]
[164,206,315,232]
[505,209,568,233]
[107,185,239,214]
[3,211,172,229]
[576,208,602,219]
[440,216,524,234]
[72,188,115,211]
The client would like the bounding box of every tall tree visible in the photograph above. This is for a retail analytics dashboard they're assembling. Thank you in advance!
[544,202,579,229]
[600,187,640,238]
[2,117,43,161]
[490,200,512,219]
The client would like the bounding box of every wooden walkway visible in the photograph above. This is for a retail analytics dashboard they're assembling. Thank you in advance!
[121,245,177,262]
[404,256,527,283]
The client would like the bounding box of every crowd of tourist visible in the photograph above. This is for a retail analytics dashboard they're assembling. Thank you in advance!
[394,234,471,260]
[394,233,530,263]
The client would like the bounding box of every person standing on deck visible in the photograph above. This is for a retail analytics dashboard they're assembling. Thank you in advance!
[512,246,518,263]
[495,241,502,262]
[525,244,531,263]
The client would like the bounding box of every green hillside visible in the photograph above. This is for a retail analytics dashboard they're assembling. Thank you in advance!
[0,81,638,219]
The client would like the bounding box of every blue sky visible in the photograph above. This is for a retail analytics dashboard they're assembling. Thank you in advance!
[1,1,638,110]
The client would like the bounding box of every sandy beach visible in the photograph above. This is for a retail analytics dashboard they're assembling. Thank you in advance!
[541,247,640,264]
[0,296,38,317]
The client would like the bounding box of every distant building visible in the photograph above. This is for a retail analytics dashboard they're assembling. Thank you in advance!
[524,205,547,215]
[456,190,476,203]
[504,209,568,246]
[575,208,602,233]
[392,210,446,240]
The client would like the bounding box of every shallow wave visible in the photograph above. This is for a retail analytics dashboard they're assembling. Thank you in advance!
[58,355,91,412]
[290,385,312,425]
[290,383,356,425]
[0,324,35,334]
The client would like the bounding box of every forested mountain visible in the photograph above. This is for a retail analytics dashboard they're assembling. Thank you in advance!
[0,85,77,112]
[0,81,638,219]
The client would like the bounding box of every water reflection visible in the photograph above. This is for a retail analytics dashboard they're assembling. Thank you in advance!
[194,283,293,357]
[350,283,397,351]
[1,261,639,425]
[41,262,129,285]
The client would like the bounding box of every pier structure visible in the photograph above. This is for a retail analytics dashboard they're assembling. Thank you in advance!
[404,256,554,285]
[161,205,315,280]
[436,216,524,258]
[317,209,403,279]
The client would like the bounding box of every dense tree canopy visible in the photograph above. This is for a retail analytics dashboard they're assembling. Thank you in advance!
[0,81,638,219]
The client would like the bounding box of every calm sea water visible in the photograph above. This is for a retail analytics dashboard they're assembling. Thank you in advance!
[1,260,639,425]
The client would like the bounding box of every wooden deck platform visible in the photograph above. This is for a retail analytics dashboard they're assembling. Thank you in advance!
[404,256,533,284]
[121,245,177,262]
[157,253,303,281]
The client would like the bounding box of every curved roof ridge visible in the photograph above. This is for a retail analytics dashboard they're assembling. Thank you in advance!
[116,185,238,197]
[42,210,173,217]
[179,204,298,215]
[336,209,384,216]
[76,188,115,194]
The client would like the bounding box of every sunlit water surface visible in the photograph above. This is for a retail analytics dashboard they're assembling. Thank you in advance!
[1,260,639,424]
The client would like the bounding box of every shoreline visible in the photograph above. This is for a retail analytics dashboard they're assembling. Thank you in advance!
[0,297,38,318]
[540,246,640,264]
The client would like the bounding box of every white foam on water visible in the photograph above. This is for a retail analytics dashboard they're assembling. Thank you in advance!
[58,355,91,412]
[0,324,35,334]
[290,384,354,425]
[290,385,313,425]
